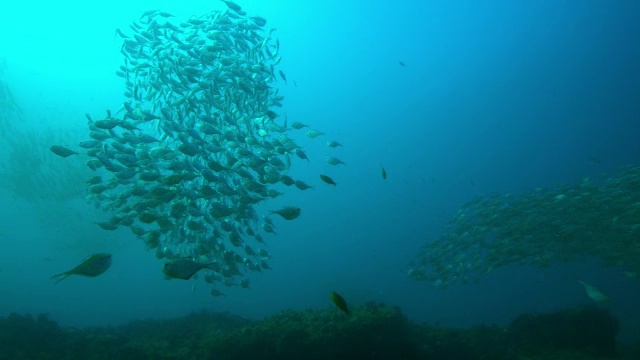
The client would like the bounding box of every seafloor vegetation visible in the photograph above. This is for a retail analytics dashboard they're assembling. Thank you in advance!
[0,303,637,360]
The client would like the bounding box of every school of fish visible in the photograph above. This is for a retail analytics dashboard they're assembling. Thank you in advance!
[51,1,344,293]
[408,167,640,290]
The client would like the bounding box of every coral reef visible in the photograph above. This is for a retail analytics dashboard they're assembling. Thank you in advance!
[0,304,635,360]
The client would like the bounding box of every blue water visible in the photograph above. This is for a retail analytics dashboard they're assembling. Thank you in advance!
[1,0,639,343]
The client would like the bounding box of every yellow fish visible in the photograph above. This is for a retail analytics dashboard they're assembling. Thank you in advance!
[51,253,112,283]
[331,291,350,315]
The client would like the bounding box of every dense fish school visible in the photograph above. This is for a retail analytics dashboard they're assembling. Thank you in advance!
[58,1,341,292]
[408,167,640,288]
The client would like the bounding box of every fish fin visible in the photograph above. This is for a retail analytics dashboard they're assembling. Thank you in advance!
[50,272,71,284]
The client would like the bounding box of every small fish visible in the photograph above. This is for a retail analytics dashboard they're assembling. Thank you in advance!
[210,288,225,297]
[250,16,267,27]
[295,149,309,161]
[294,180,313,190]
[95,221,118,231]
[278,70,287,84]
[306,130,325,138]
[291,121,309,130]
[93,119,122,130]
[399,61,406,67]
[221,0,242,12]
[381,165,387,180]
[270,206,301,220]
[578,280,610,303]
[331,291,350,315]
[320,174,337,186]
[326,141,342,148]
[327,157,346,166]
[162,259,217,280]
[51,253,112,283]
[50,145,79,158]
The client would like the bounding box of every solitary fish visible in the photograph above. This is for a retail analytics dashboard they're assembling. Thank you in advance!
[50,145,79,158]
[326,157,346,166]
[381,165,387,180]
[51,253,112,283]
[320,174,337,186]
[210,288,225,297]
[306,130,325,138]
[270,206,301,220]
[291,121,309,130]
[578,280,610,303]
[331,291,350,315]
[163,259,217,280]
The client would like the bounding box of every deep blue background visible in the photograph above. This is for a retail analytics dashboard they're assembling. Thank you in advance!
[1,0,639,342]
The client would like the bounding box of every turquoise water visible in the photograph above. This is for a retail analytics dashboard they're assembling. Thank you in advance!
[1,0,639,355]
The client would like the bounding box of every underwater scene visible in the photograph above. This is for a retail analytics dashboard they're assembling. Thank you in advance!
[1,0,639,358]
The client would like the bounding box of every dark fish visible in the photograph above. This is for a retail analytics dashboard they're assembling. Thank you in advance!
[270,206,301,220]
[399,61,406,67]
[78,140,101,149]
[381,165,387,180]
[250,16,267,27]
[265,110,279,120]
[331,291,350,315]
[295,149,309,161]
[93,119,122,130]
[291,121,309,129]
[162,259,216,280]
[278,70,287,84]
[50,145,79,158]
[221,0,242,12]
[51,253,112,283]
[294,180,313,190]
[320,174,336,186]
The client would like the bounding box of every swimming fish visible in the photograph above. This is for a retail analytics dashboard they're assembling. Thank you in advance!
[578,280,610,303]
[278,70,287,84]
[50,145,80,158]
[51,253,112,283]
[270,206,301,220]
[162,259,217,280]
[326,157,345,166]
[381,165,387,180]
[306,130,325,138]
[210,288,225,297]
[331,291,350,315]
[320,174,337,186]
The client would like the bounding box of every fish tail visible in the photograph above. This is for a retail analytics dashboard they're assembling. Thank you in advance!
[50,272,70,284]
